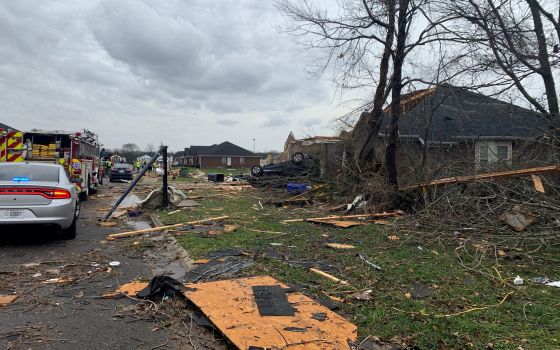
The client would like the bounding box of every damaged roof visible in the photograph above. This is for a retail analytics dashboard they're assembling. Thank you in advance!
[381,84,550,143]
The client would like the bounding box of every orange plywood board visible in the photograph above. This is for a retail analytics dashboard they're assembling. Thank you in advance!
[184,276,357,350]
[0,294,18,306]
[102,282,148,299]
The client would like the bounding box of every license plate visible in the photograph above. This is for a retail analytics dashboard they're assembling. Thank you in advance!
[119,170,124,173]
[2,209,24,218]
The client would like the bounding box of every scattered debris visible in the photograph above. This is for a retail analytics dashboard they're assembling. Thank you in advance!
[106,215,229,240]
[500,205,535,232]
[357,254,382,271]
[309,268,349,285]
[139,186,187,209]
[97,220,118,227]
[137,275,184,300]
[183,257,253,283]
[325,243,356,249]
[183,276,357,349]
[387,235,400,241]
[103,281,149,299]
[109,261,121,267]
[0,294,18,307]
[531,174,545,193]
[283,211,404,225]
[513,275,524,286]
[349,290,373,301]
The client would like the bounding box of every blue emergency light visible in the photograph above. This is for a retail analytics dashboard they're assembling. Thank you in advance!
[12,177,30,182]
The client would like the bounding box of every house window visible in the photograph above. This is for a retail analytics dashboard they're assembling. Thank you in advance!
[222,157,226,164]
[479,145,489,164]
[240,157,245,165]
[497,145,509,160]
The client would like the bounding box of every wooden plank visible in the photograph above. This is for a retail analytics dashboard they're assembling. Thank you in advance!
[401,165,560,190]
[531,174,545,193]
[308,219,364,228]
[106,216,229,240]
[309,268,349,285]
[0,295,18,306]
[183,276,356,350]
[282,211,404,223]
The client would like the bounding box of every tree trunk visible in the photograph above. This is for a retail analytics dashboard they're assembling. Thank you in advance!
[358,0,396,163]
[384,0,409,187]
[527,0,560,160]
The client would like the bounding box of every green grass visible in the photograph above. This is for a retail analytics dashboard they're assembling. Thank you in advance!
[157,184,560,349]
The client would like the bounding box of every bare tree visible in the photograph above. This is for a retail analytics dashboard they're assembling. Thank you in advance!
[278,0,454,186]
[441,0,560,154]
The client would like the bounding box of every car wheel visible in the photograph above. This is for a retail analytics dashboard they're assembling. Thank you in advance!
[251,165,263,177]
[292,152,304,164]
[79,187,88,202]
[61,201,79,240]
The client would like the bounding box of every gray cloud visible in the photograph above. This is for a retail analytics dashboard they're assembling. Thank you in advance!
[261,115,290,128]
[217,118,240,126]
[301,117,323,127]
[0,0,343,152]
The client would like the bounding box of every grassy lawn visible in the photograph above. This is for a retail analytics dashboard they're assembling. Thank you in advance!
[156,183,560,349]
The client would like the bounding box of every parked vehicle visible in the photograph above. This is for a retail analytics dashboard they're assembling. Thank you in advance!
[1,128,102,202]
[250,152,320,177]
[0,162,80,239]
[109,163,134,181]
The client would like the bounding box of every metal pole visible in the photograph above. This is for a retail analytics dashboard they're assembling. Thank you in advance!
[162,146,169,208]
[100,147,163,221]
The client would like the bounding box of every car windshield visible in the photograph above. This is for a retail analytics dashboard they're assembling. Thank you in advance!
[0,164,59,182]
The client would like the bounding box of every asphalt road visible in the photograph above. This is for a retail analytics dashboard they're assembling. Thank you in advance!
[0,181,222,350]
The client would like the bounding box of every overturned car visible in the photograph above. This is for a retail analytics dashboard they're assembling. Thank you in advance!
[250,152,320,178]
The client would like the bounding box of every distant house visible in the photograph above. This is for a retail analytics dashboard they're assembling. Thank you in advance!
[355,84,552,181]
[183,141,260,168]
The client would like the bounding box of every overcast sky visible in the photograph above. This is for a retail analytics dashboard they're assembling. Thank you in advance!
[0,0,352,152]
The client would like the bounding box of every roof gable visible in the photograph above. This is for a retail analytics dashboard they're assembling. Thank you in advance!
[382,84,550,142]
[200,141,255,156]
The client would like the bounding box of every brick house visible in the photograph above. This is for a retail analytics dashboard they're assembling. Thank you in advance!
[183,141,260,168]
[353,84,552,183]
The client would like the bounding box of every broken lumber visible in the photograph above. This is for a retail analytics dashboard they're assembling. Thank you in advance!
[282,211,404,223]
[401,165,560,190]
[309,268,349,285]
[531,174,545,193]
[0,295,18,307]
[106,215,229,240]
[325,243,356,249]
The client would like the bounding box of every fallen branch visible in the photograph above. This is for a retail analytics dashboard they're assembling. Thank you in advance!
[309,268,348,285]
[106,216,229,240]
[282,211,403,223]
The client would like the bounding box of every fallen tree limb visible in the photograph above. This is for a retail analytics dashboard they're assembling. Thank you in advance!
[282,211,403,223]
[309,268,349,285]
[401,165,560,190]
[106,216,229,240]
[286,184,328,201]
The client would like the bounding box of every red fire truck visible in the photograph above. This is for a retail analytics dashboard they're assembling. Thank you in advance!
[0,128,102,201]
